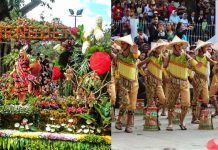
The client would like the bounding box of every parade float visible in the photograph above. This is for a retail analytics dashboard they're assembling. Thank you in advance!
[0,15,111,149]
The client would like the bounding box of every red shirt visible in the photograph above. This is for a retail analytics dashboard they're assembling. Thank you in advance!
[168,4,176,16]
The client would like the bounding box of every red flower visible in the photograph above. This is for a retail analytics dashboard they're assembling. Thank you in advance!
[90,52,111,75]
[52,66,62,80]
[70,27,80,35]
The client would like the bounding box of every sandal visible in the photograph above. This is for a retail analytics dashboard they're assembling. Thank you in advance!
[191,119,200,124]
[179,124,187,130]
[115,121,122,130]
[166,126,173,131]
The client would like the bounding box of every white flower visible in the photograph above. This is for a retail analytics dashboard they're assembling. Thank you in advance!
[46,126,51,132]
[84,29,93,39]
[46,124,50,127]
[83,129,89,133]
[86,120,92,125]
[51,125,56,128]
[82,41,90,54]
[81,125,86,129]
[61,124,66,127]
[94,29,104,41]
[25,125,29,130]
[90,130,94,133]
[50,117,55,121]
[51,128,55,132]
[22,118,28,123]
[20,126,24,129]
[67,128,73,132]
[68,119,73,123]
[14,123,20,128]
[77,129,82,133]
[56,125,61,128]
[97,128,101,133]
[29,123,33,126]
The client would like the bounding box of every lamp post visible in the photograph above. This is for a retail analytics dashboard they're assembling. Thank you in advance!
[69,9,83,27]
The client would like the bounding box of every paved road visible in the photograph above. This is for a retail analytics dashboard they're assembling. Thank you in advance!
[112,109,218,150]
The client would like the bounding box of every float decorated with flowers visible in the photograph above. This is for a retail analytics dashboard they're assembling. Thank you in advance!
[0,15,111,149]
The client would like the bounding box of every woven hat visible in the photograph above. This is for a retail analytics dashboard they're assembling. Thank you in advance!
[114,35,134,46]
[195,40,212,51]
[167,36,189,49]
[211,43,218,51]
[148,39,168,55]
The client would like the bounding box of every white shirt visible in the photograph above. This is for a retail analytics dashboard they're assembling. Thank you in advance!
[143,5,153,16]
[180,18,189,27]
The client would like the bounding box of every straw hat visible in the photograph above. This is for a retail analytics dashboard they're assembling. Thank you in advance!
[195,40,212,51]
[211,43,218,51]
[167,36,189,49]
[148,39,168,55]
[114,35,134,46]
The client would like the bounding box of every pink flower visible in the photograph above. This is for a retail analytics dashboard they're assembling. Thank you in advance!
[70,27,80,35]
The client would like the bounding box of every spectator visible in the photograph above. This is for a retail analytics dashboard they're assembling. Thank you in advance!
[168,1,176,17]
[121,0,128,11]
[134,28,149,49]
[188,11,198,25]
[129,2,136,17]
[201,17,208,33]
[166,22,175,41]
[169,10,180,24]
[112,2,123,21]
[197,10,204,24]
[121,9,131,35]
[140,43,150,55]
[177,1,187,17]
[208,9,215,25]
[148,15,159,43]
[180,13,189,27]
[175,22,192,40]
[136,1,144,17]
[143,0,156,21]
[157,21,167,40]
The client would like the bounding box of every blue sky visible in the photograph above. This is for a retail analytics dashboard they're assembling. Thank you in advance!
[25,0,111,30]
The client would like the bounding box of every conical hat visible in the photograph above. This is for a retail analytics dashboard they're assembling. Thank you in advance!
[147,39,168,56]
[114,35,134,46]
[195,40,212,51]
[211,43,218,51]
[167,36,189,49]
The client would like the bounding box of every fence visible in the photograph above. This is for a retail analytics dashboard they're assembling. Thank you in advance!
[112,20,215,45]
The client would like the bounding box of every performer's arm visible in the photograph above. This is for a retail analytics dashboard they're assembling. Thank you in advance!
[132,44,140,59]
[206,55,218,65]
[186,54,198,67]
[137,58,150,68]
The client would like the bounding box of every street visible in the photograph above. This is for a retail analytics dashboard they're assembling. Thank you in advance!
[112,109,218,150]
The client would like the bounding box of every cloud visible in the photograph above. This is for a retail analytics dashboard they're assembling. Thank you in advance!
[25,0,110,31]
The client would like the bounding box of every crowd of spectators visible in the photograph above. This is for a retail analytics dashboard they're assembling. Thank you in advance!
[112,0,215,47]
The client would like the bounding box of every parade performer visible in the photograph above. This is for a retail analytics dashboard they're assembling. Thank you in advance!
[191,40,217,124]
[110,42,121,121]
[210,43,218,117]
[10,45,36,105]
[138,39,168,117]
[164,36,199,131]
[29,57,42,96]
[114,35,140,133]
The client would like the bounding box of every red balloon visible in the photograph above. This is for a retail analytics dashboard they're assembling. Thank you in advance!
[207,139,218,150]
[90,52,111,75]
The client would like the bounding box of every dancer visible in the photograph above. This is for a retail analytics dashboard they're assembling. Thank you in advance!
[164,36,199,131]
[114,35,140,133]
[191,40,217,123]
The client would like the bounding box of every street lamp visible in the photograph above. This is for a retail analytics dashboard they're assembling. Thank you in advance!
[69,9,83,27]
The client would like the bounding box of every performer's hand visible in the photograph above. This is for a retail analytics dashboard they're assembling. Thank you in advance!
[132,44,138,53]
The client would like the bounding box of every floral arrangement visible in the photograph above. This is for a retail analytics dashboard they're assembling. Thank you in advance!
[35,101,60,110]
[0,130,111,150]
[67,107,87,114]
[14,118,38,132]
